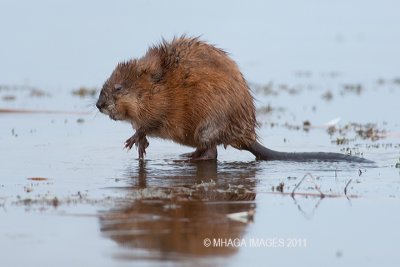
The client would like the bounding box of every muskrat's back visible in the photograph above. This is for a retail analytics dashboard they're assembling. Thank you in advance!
[150,37,257,149]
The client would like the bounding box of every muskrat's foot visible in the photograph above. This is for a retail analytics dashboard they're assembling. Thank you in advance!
[180,148,203,158]
[189,146,217,161]
[137,137,149,160]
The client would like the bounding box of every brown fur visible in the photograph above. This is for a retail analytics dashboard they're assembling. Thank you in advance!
[97,37,256,153]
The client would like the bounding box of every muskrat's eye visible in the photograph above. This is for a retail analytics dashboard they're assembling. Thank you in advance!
[114,84,123,92]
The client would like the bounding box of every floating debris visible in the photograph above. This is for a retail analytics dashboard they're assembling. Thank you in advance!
[276,182,284,193]
[2,95,16,101]
[257,104,273,114]
[27,177,49,181]
[30,88,49,97]
[333,123,385,141]
[278,84,301,95]
[24,186,33,193]
[251,82,278,96]
[334,137,349,145]
[395,158,400,168]
[303,120,311,131]
[321,90,333,101]
[11,128,18,137]
[256,104,285,114]
[72,86,97,97]
[341,83,363,95]
[355,126,382,141]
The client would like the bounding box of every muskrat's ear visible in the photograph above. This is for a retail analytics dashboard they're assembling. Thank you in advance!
[137,52,163,83]
[137,64,163,83]
[147,64,163,93]
[139,65,163,83]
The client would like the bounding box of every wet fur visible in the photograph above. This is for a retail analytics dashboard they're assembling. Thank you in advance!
[98,36,256,150]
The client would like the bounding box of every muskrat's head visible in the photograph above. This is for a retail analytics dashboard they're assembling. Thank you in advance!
[96,59,162,124]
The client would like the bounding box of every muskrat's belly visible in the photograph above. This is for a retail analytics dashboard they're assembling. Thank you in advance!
[150,127,198,148]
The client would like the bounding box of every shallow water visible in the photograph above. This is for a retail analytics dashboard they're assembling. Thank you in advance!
[1,1,400,266]
[1,75,399,267]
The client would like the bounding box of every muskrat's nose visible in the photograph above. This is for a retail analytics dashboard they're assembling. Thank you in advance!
[96,99,105,111]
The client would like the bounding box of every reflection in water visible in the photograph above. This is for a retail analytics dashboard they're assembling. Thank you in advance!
[99,160,258,260]
[292,197,324,220]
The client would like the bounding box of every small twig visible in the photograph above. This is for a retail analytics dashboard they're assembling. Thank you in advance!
[291,174,307,197]
[261,191,352,198]
[291,172,325,198]
[344,179,352,196]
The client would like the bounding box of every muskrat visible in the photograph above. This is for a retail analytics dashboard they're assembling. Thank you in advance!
[96,36,371,163]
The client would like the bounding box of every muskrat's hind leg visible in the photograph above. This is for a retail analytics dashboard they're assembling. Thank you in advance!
[125,131,149,160]
[187,118,221,161]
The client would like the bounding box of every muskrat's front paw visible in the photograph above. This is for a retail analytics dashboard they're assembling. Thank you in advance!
[125,135,137,150]
[125,133,149,159]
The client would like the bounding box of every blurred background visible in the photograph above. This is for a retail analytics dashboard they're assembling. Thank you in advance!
[1,0,399,90]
